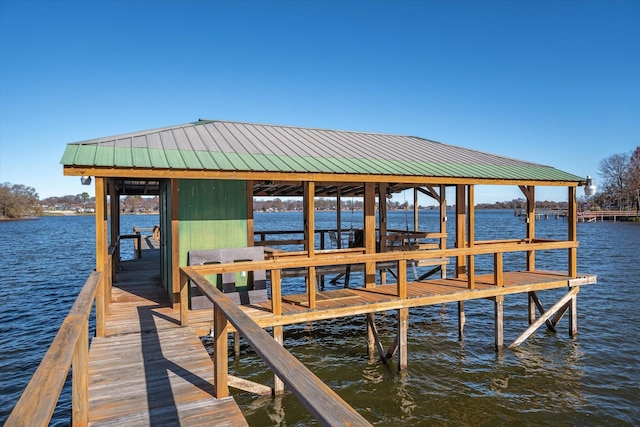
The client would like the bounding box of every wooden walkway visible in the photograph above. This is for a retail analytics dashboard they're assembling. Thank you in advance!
[88,250,248,426]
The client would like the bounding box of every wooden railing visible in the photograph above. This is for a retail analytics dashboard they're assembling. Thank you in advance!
[578,210,639,221]
[182,238,580,312]
[6,248,114,427]
[180,267,372,426]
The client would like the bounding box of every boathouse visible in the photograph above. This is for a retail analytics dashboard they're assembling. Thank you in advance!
[8,119,597,426]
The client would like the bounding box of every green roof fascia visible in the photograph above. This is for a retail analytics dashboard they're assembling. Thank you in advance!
[61,145,583,182]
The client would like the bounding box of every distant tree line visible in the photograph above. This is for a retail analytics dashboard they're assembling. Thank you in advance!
[0,183,42,219]
[3,147,638,219]
[589,146,640,211]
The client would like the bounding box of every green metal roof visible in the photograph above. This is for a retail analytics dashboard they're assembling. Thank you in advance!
[61,119,584,183]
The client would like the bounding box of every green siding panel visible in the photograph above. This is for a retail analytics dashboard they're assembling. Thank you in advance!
[177,179,248,268]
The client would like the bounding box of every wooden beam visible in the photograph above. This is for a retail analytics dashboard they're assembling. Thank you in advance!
[568,186,578,278]
[366,313,387,364]
[440,185,447,279]
[171,178,181,309]
[95,177,107,271]
[71,320,88,427]
[458,301,465,340]
[455,184,466,278]
[273,325,285,395]
[524,186,536,270]
[467,185,475,289]
[246,180,254,247]
[509,287,579,348]
[528,291,557,332]
[304,181,315,257]
[63,165,581,188]
[214,305,229,398]
[364,182,376,287]
[379,183,387,253]
[494,295,504,351]
[398,308,408,371]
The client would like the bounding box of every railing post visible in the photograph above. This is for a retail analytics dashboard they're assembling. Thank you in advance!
[180,269,189,326]
[308,266,316,308]
[397,259,407,299]
[467,254,475,289]
[96,272,106,338]
[213,304,229,398]
[493,252,503,287]
[72,320,89,426]
[271,269,282,315]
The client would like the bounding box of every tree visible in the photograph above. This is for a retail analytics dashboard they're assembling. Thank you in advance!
[598,152,629,209]
[630,146,640,210]
[0,182,42,219]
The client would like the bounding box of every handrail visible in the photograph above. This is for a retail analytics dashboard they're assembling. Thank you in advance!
[189,239,579,276]
[6,272,102,426]
[181,266,372,426]
[6,245,116,426]
[187,239,579,310]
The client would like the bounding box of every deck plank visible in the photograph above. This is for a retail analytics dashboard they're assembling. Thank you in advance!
[88,250,248,426]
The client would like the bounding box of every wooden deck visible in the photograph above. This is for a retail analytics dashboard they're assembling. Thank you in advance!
[186,268,596,334]
[90,237,596,425]
[88,251,248,426]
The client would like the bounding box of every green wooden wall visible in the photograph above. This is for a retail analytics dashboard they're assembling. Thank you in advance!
[177,179,248,267]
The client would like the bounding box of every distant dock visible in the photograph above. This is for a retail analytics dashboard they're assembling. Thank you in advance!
[514,209,639,222]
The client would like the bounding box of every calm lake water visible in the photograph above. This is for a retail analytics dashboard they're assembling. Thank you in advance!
[1,211,639,425]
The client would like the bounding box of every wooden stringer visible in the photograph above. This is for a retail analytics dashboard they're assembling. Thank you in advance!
[509,287,579,348]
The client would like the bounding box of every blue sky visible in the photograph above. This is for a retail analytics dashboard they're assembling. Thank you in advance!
[1,0,638,204]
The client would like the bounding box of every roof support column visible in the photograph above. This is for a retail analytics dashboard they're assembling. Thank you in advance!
[95,177,108,337]
[304,181,315,257]
[467,184,475,289]
[246,181,254,247]
[455,184,467,278]
[413,187,419,232]
[364,182,376,288]
[378,183,387,253]
[336,187,343,249]
[568,186,578,278]
[95,177,108,272]
[109,179,119,292]
[171,178,181,309]
[439,185,447,278]
[520,185,536,270]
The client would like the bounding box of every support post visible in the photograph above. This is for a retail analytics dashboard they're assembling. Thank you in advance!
[467,184,475,289]
[364,182,376,287]
[366,313,376,361]
[528,292,536,325]
[458,301,465,340]
[509,287,579,348]
[568,187,578,278]
[569,289,578,338]
[398,308,408,371]
[519,185,536,270]
[494,295,504,351]
[455,185,466,277]
[171,179,181,309]
[180,269,189,326]
[273,325,285,395]
[440,185,447,278]
[214,305,229,398]
[71,320,88,427]
[304,181,315,257]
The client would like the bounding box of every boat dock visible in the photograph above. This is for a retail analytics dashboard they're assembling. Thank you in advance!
[9,119,601,425]
[577,210,639,222]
